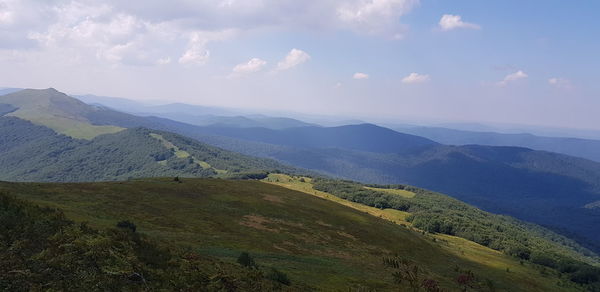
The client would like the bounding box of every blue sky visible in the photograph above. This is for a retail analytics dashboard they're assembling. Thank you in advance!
[0,0,598,129]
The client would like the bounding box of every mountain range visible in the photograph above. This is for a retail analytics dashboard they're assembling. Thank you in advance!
[394,125,600,163]
[182,124,600,251]
[2,88,600,252]
[2,88,600,290]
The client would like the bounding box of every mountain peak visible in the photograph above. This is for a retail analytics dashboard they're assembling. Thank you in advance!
[22,87,61,94]
[44,87,59,93]
[1,88,89,110]
[0,88,124,139]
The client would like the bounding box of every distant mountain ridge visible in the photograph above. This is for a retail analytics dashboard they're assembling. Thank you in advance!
[395,125,600,163]
[75,94,315,130]
[194,124,438,154]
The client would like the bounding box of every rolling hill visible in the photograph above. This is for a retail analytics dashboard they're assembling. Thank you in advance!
[2,177,596,291]
[0,88,125,139]
[75,93,315,129]
[0,116,299,182]
[166,124,600,252]
[2,88,600,289]
[194,124,437,153]
[2,88,600,255]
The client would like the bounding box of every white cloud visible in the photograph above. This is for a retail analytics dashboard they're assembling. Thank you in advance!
[156,57,171,65]
[497,70,528,86]
[0,2,14,25]
[353,72,369,79]
[548,77,573,90]
[0,0,422,66]
[276,48,310,71]
[438,14,480,31]
[178,35,210,65]
[232,57,267,75]
[178,29,236,66]
[24,2,186,66]
[337,0,419,38]
[402,72,429,83]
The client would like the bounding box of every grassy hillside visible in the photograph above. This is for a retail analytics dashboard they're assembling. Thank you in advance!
[187,126,600,252]
[0,178,589,291]
[0,117,299,182]
[0,192,304,291]
[263,175,600,285]
[0,88,124,139]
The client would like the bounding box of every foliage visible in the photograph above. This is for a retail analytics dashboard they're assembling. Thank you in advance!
[189,123,600,253]
[266,268,291,286]
[0,103,16,116]
[0,117,301,182]
[312,178,600,288]
[1,178,581,291]
[116,220,137,232]
[237,252,258,269]
[0,192,299,291]
[224,171,270,180]
[382,257,426,292]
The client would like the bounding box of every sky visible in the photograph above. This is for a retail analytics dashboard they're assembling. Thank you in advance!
[1,0,599,130]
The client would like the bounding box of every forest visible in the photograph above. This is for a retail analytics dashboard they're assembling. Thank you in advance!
[312,178,600,287]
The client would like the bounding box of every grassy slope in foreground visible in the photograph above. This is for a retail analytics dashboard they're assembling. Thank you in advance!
[0,193,299,291]
[0,178,580,291]
[263,174,600,288]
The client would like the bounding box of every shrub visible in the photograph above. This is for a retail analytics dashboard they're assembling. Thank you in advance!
[266,268,290,286]
[116,220,137,232]
[570,267,600,284]
[237,252,258,269]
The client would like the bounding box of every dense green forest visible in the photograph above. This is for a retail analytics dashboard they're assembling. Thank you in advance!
[312,178,600,287]
[0,103,16,116]
[0,117,300,182]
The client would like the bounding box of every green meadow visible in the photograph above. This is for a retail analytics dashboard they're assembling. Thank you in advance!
[0,178,582,291]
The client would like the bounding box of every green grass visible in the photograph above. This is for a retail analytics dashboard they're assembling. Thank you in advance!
[11,113,124,139]
[150,133,228,173]
[263,174,591,291]
[0,89,126,139]
[365,186,415,198]
[0,178,581,291]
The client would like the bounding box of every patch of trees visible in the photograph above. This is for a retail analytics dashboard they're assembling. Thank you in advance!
[225,171,270,180]
[236,252,291,286]
[382,256,499,292]
[313,178,600,288]
[0,103,17,116]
